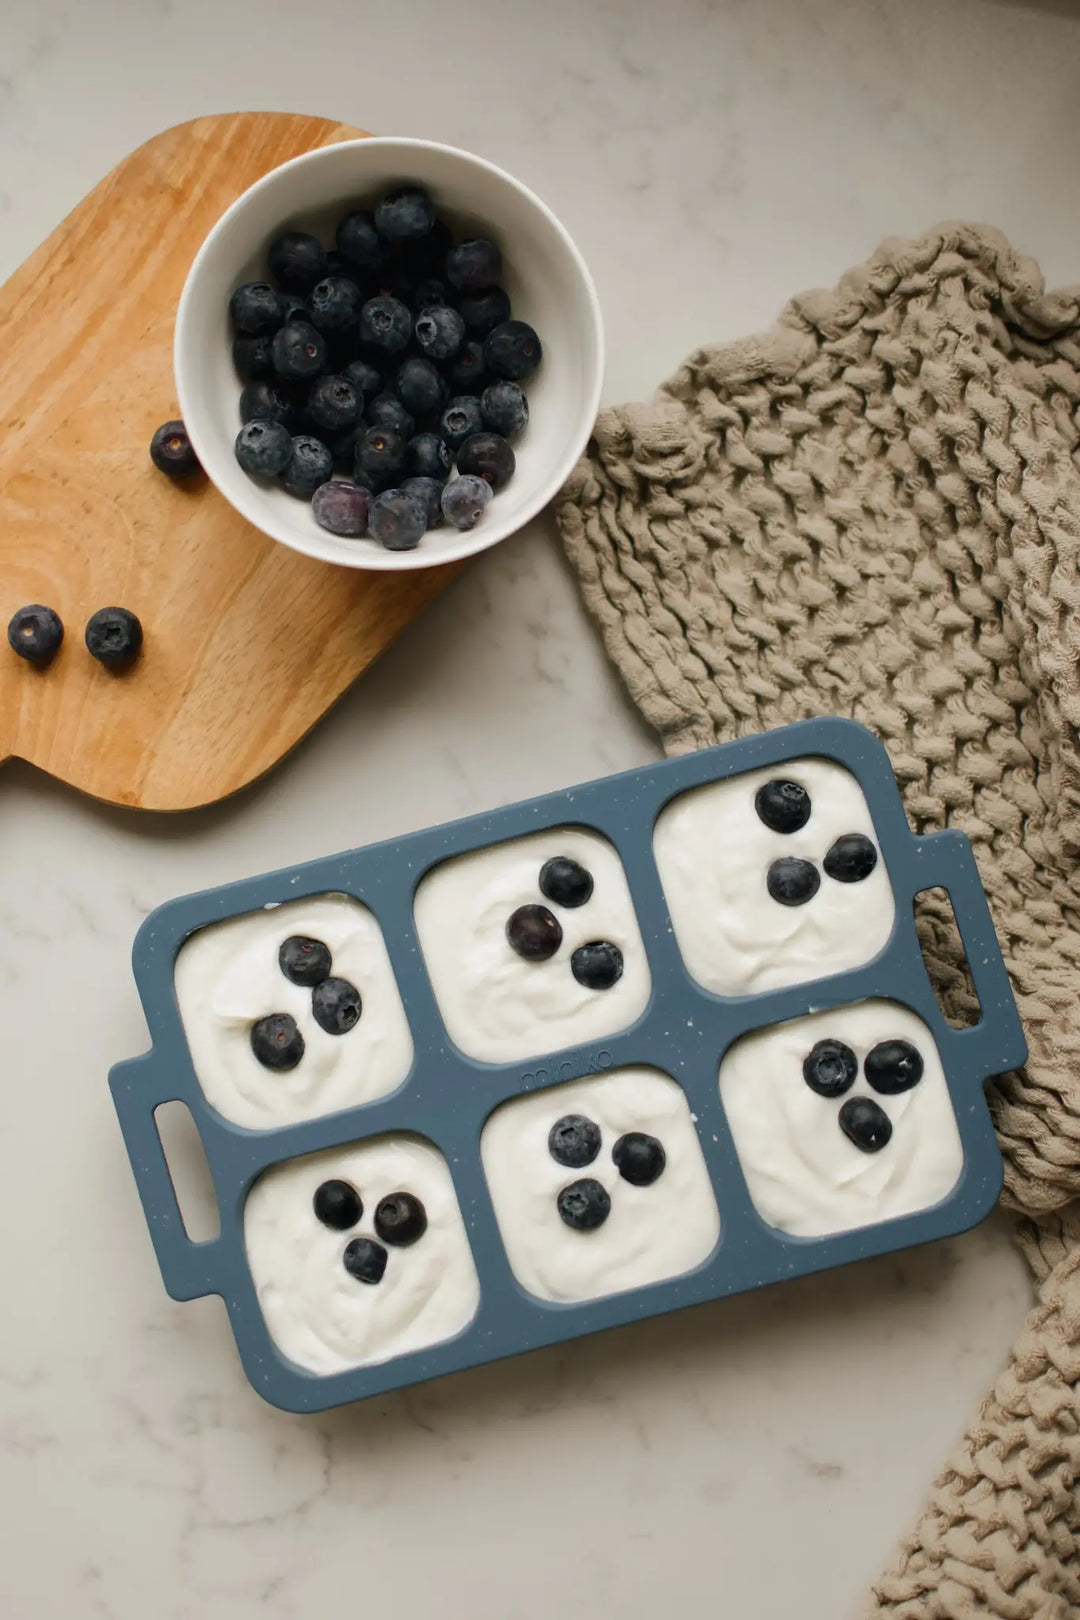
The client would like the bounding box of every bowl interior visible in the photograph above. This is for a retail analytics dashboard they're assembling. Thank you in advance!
[175,139,603,570]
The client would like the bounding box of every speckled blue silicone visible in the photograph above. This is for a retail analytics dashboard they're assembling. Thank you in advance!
[109,718,1026,1413]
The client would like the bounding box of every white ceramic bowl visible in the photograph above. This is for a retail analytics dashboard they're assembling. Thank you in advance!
[175,138,604,571]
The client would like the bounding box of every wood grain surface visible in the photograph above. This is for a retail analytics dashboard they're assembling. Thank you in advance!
[0,112,463,812]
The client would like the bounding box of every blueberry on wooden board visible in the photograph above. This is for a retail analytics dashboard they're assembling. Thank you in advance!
[457,432,515,492]
[268,230,327,294]
[445,238,503,293]
[539,857,593,909]
[368,488,428,552]
[85,606,143,669]
[838,1096,893,1153]
[281,435,334,499]
[864,1039,924,1095]
[271,320,327,383]
[458,285,511,337]
[415,305,466,363]
[375,186,435,243]
[311,977,362,1035]
[374,1192,428,1248]
[402,477,445,529]
[548,1114,602,1169]
[149,419,200,478]
[823,833,878,883]
[343,1237,388,1284]
[313,1179,361,1230]
[439,396,484,453]
[228,280,282,335]
[8,605,63,666]
[250,1013,305,1072]
[481,381,528,440]
[234,419,292,478]
[802,1039,858,1098]
[612,1132,666,1187]
[570,941,624,990]
[441,474,492,531]
[279,935,333,986]
[312,480,373,539]
[484,319,542,381]
[557,1178,611,1232]
[755,779,811,833]
[766,857,820,906]
[506,904,563,960]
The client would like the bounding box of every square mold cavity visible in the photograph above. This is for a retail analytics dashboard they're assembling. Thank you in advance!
[653,757,895,996]
[174,893,413,1129]
[244,1132,480,1374]
[481,1066,720,1303]
[413,827,651,1064]
[718,999,963,1238]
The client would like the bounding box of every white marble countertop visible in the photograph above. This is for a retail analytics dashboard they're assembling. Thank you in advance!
[4,1,1079,1615]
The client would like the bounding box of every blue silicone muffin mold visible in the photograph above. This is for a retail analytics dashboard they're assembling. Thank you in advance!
[109,718,1026,1412]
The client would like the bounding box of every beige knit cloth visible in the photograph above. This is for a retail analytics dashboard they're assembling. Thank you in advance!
[555,224,1080,1618]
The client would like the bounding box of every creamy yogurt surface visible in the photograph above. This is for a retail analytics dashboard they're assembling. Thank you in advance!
[653,758,895,996]
[719,1000,963,1237]
[245,1133,480,1375]
[481,1066,720,1302]
[414,827,651,1064]
[174,893,413,1129]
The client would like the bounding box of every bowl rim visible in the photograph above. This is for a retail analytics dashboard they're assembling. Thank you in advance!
[174,135,605,572]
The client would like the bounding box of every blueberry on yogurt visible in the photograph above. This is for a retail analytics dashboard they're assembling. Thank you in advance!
[251,1013,305,1071]
[548,1114,602,1169]
[612,1132,666,1187]
[539,856,594,909]
[864,1039,924,1095]
[823,833,878,883]
[557,1177,611,1232]
[313,1179,362,1230]
[838,1096,893,1154]
[311,977,362,1035]
[766,857,820,907]
[506,904,562,961]
[754,779,811,833]
[802,1039,858,1098]
[570,941,624,990]
[343,1236,388,1284]
[374,1192,428,1248]
[279,934,333,987]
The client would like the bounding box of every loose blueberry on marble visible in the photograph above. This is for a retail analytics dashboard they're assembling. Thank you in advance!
[823,833,878,883]
[374,1192,428,1248]
[228,281,282,335]
[415,305,466,363]
[570,941,624,990]
[484,319,542,381]
[359,295,413,356]
[766,857,820,906]
[557,1178,611,1232]
[396,358,448,421]
[8,605,63,666]
[838,1095,893,1154]
[355,426,408,489]
[439,396,484,452]
[406,432,451,481]
[402,477,445,529]
[343,357,384,407]
[313,1179,362,1230]
[239,381,295,429]
[150,419,200,479]
[755,779,811,833]
[446,340,488,394]
[306,375,362,433]
[612,1132,666,1187]
[441,474,492,530]
[367,393,415,442]
[312,480,373,538]
[343,1236,388,1284]
[250,1012,305,1071]
[85,606,143,668]
[311,976,363,1035]
[802,1039,859,1098]
[368,487,428,551]
[271,320,327,383]
[281,435,334,499]
[268,230,328,293]
[459,285,512,337]
[234,418,292,478]
[539,856,594,909]
[232,334,274,382]
[457,432,515,491]
[864,1039,924,1095]
[506,904,563,960]
[279,934,333,987]
[481,381,528,440]
[308,275,363,337]
[336,210,389,274]
[446,238,503,292]
[548,1114,602,1169]
[375,186,436,242]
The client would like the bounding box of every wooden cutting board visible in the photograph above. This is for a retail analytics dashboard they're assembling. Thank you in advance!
[0,113,463,812]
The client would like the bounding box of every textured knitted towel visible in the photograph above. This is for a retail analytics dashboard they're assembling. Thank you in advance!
[555,224,1080,1619]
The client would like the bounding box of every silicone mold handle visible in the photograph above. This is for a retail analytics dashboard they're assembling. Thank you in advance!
[909,829,1028,1076]
[109,1056,225,1301]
